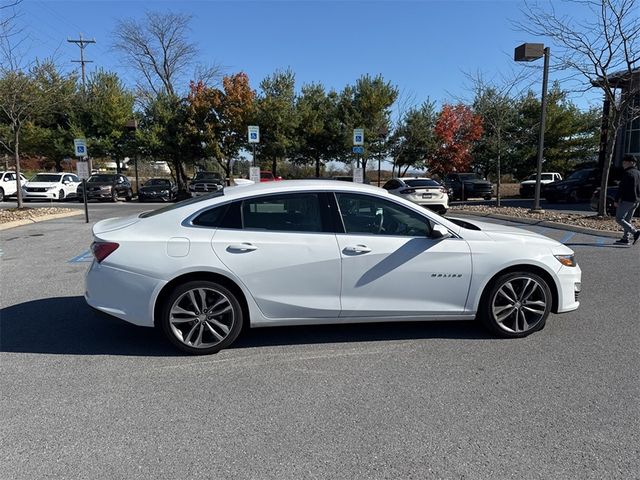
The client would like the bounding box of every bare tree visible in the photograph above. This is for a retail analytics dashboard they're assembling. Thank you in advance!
[113,11,198,98]
[518,0,640,216]
[0,0,22,38]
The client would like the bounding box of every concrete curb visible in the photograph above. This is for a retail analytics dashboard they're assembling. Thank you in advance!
[0,210,83,231]
[450,210,621,238]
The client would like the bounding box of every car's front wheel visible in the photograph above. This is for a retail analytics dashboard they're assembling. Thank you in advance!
[160,280,244,354]
[479,271,552,338]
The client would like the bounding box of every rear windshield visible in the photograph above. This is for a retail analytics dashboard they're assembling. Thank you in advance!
[88,174,116,183]
[404,179,440,187]
[30,174,62,182]
[139,191,224,218]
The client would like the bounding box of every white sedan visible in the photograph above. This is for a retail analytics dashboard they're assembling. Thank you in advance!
[22,172,81,201]
[382,177,449,214]
[85,181,581,354]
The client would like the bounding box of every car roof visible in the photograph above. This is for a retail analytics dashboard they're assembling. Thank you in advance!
[219,179,382,201]
[398,177,433,180]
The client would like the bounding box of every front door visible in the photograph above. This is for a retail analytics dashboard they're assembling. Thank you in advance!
[334,193,472,317]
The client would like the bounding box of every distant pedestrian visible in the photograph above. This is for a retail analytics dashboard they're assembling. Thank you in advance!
[614,154,640,245]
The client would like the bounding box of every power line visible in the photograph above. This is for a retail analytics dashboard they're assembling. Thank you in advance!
[67,33,95,89]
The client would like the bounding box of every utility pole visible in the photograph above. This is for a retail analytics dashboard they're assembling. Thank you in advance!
[67,33,96,90]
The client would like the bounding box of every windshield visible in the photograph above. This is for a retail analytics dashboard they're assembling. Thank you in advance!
[139,191,224,218]
[146,179,171,186]
[193,172,222,181]
[88,174,116,183]
[404,179,440,187]
[457,173,481,180]
[567,170,591,181]
[30,174,62,182]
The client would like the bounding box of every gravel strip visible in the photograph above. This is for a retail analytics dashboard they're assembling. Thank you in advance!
[0,207,77,224]
[448,205,633,233]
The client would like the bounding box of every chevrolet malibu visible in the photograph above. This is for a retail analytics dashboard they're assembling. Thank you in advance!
[85,181,581,354]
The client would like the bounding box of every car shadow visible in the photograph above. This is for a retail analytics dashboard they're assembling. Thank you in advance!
[0,296,178,356]
[1,296,495,355]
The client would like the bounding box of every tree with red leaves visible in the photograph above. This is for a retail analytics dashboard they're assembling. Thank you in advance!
[429,104,483,177]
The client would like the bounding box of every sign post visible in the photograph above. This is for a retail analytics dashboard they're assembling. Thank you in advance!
[248,126,260,167]
[353,128,364,180]
[74,138,89,223]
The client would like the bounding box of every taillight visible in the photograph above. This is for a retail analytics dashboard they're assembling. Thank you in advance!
[400,188,416,194]
[91,242,119,263]
[439,186,447,194]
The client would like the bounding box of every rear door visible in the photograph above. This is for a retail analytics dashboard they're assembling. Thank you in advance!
[211,192,342,319]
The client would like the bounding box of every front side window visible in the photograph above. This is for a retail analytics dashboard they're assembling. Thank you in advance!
[242,193,323,232]
[336,193,432,237]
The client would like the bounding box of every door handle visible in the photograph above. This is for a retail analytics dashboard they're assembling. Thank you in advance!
[227,243,258,252]
[343,244,371,254]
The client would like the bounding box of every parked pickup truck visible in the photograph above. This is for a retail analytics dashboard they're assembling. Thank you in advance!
[444,173,493,201]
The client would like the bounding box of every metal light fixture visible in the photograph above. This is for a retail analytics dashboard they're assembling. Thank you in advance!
[515,43,550,212]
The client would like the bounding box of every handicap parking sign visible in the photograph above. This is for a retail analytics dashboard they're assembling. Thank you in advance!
[74,138,87,157]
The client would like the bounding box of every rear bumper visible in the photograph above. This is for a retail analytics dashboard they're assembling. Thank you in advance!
[85,261,165,327]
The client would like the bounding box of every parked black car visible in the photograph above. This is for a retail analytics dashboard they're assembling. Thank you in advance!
[77,173,133,202]
[188,172,225,197]
[444,173,493,200]
[590,186,640,217]
[543,168,599,203]
[138,178,177,202]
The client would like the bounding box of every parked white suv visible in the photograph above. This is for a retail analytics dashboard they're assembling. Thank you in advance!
[22,173,81,201]
[0,171,28,201]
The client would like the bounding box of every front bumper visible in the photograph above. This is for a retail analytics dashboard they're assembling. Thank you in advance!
[555,264,582,313]
[85,261,165,327]
[22,191,59,200]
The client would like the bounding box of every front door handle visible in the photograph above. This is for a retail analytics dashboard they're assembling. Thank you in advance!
[343,244,372,254]
[227,243,258,252]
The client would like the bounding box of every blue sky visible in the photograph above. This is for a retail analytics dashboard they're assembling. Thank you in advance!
[12,0,600,111]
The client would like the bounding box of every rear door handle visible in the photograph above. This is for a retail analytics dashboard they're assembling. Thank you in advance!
[343,244,372,254]
[227,243,257,252]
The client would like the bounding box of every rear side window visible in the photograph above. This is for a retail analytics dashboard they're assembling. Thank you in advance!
[242,193,323,232]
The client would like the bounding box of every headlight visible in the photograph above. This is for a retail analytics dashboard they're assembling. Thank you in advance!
[160,189,169,194]
[47,186,57,191]
[554,254,576,267]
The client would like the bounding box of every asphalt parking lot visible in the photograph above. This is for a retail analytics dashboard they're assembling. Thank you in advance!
[1,201,639,479]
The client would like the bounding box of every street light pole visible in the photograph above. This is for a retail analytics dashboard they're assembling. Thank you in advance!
[533,47,550,212]
[514,43,550,213]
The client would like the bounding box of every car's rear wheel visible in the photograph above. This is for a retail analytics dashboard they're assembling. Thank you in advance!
[0,187,4,202]
[479,271,551,338]
[160,280,243,354]
[58,189,65,201]
[568,190,579,203]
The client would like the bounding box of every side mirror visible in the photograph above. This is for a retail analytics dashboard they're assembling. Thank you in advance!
[431,224,451,240]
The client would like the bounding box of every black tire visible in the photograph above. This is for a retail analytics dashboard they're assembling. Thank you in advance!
[160,280,244,355]
[77,196,84,203]
[484,194,492,201]
[58,189,65,201]
[0,187,4,202]
[125,189,133,201]
[111,190,118,202]
[478,271,552,338]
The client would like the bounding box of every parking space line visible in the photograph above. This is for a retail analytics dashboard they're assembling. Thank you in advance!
[560,232,576,243]
[68,250,93,263]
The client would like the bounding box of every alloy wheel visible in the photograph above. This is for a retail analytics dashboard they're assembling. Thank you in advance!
[491,276,548,334]
[168,287,235,349]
